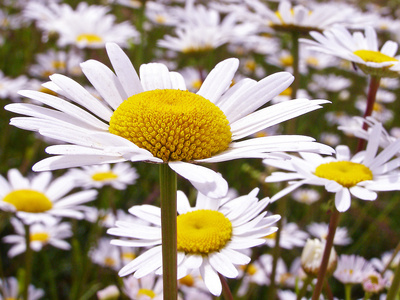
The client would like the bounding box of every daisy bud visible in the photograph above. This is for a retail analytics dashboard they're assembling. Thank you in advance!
[97,285,120,300]
[301,238,337,277]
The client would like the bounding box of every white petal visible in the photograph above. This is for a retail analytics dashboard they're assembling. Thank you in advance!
[105,42,144,97]
[200,261,222,296]
[81,59,126,110]
[335,188,351,212]
[350,186,377,201]
[139,63,171,91]
[168,162,228,198]
[177,190,191,214]
[197,58,239,104]
[208,253,238,278]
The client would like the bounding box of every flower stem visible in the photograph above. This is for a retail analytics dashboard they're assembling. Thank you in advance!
[382,241,400,275]
[356,76,381,152]
[159,164,177,300]
[23,224,32,300]
[218,273,233,300]
[290,31,300,100]
[386,254,400,300]
[297,276,313,300]
[344,284,352,300]
[311,208,340,300]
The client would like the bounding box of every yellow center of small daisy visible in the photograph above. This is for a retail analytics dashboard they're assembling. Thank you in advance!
[3,189,53,213]
[177,209,232,255]
[109,89,232,162]
[179,274,195,287]
[279,55,294,67]
[76,33,103,44]
[265,231,277,240]
[240,264,258,275]
[30,232,49,243]
[91,171,118,181]
[353,50,398,64]
[51,60,66,70]
[121,252,136,261]
[104,257,116,267]
[137,289,156,298]
[314,161,373,187]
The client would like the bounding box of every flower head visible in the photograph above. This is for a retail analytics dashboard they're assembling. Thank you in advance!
[0,169,97,223]
[334,254,375,285]
[301,25,400,77]
[301,238,337,277]
[264,121,400,212]
[108,188,280,296]
[7,43,331,198]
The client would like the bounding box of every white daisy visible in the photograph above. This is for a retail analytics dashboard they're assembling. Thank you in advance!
[6,42,332,199]
[307,222,352,246]
[301,25,400,77]
[0,277,44,300]
[107,188,280,296]
[90,237,123,271]
[0,168,97,223]
[24,2,139,48]
[3,217,72,257]
[67,162,139,190]
[264,221,309,249]
[301,238,337,277]
[333,254,375,285]
[264,121,400,212]
[123,273,163,300]
[291,188,321,205]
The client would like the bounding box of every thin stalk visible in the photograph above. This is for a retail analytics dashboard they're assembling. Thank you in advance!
[356,76,381,152]
[218,273,233,300]
[23,224,33,300]
[42,250,58,300]
[297,276,313,300]
[386,256,400,300]
[290,31,300,100]
[344,284,352,300]
[159,164,177,300]
[311,209,340,300]
[382,241,400,275]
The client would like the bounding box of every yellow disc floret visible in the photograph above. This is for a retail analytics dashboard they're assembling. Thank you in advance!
[314,161,373,188]
[30,232,50,243]
[3,189,53,213]
[91,171,118,182]
[177,209,232,255]
[76,33,103,44]
[353,50,398,64]
[109,89,232,162]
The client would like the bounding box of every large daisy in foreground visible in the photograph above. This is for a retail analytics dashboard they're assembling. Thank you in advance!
[6,43,331,198]
[263,122,400,212]
[107,188,280,296]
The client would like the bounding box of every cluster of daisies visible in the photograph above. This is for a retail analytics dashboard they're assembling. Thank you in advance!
[1,0,400,299]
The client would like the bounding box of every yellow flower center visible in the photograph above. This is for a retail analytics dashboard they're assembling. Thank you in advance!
[76,33,103,44]
[279,87,292,97]
[353,50,398,64]
[177,210,232,255]
[279,55,293,67]
[121,252,136,261]
[30,232,50,243]
[265,231,277,240]
[137,289,156,298]
[191,79,203,91]
[314,161,373,187]
[240,264,258,275]
[179,274,195,287]
[306,57,320,67]
[51,60,66,70]
[91,171,118,182]
[155,15,167,24]
[104,257,116,267]
[3,190,53,213]
[109,89,232,162]
[245,60,257,72]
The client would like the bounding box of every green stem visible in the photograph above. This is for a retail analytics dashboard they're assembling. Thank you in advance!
[311,209,340,300]
[382,241,400,276]
[344,284,352,300]
[356,76,381,152]
[159,164,177,300]
[42,250,58,300]
[297,276,313,300]
[218,273,233,300]
[386,255,400,300]
[23,224,33,300]
[290,31,300,100]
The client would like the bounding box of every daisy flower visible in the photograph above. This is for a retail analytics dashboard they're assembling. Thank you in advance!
[67,162,139,190]
[244,0,363,34]
[107,188,281,296]
[3,217,72,257]
[24,2,139,48]
[301,238,337,277]
[90,237,123,271]
[291,188,321,205]
[333,254,375,285]
[123,273,163,300]
[6,42,331,198]
[0,168,97,223]
[264,121,400,212]
[264,221,309,249]
[0,277,44,300]
[307,222,352,246]
[301,25,400,77]
[97,285,120,300]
